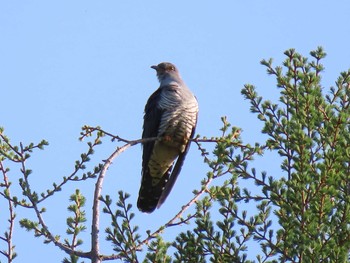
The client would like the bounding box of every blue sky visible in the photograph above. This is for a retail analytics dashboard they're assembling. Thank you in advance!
[1,1,350,262]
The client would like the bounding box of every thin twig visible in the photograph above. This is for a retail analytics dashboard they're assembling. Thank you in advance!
[0,161,15,262]
[18,144,91,258]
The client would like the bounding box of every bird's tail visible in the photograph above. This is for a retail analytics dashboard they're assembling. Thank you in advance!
[137,167,171,213]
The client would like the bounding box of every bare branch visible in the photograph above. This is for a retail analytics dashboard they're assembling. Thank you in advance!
[0,161,16,262]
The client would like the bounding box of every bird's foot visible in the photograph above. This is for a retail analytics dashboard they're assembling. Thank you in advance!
[162,135,173,142]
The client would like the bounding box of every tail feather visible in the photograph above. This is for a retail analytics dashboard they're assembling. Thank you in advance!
[137,166,172,213]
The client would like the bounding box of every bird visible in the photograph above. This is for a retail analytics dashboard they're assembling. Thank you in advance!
[137,62,199,213]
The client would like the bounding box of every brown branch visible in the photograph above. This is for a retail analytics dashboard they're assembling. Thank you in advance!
[91,143,132,263]
[16,144,92,259]
[101,176,213,261]
[81,125,243,148]
[100,139,222,261]
[90,136,158,262]
[14,125,230,261]
[0,161,16,262]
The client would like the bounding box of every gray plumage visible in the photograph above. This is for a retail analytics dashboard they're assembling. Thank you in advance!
[137,62,199,213]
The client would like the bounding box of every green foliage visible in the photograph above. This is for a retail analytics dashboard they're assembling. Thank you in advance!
[138,47,350,262]
[242,47,350,261]
[63,189,87,263]
[0,127,100,262]
[0,130,48,262]
[143,236,171,263]
[102,191,141,262]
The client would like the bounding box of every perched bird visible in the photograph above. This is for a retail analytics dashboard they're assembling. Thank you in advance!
[137,62,199,213]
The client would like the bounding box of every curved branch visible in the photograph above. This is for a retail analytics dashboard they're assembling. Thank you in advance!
[90,143,131,263]
[17,125,237,262]
[101,140,218,261]
[90,137,157,263]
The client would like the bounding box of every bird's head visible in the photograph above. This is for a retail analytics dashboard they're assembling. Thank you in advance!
[151,62,180,82]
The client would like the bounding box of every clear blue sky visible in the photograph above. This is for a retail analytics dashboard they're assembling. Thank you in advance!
[1,1,350,262]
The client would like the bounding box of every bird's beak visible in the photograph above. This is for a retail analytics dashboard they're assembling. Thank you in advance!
[151,65,158,70]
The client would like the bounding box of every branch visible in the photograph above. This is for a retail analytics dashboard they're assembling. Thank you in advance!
[101,175,213,261]
[91,143,131,263]
[0,161,16,262]
[100,138,228,261]
[81,126,244,149]
[16,124,239,261]
[90,136,157,263]
[37,135,103,203]
[17,143,92,258]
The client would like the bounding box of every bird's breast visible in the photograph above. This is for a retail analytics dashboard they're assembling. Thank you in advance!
[159,107,197,146]
[157,85,198,147]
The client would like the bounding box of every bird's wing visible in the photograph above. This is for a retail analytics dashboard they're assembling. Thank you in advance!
[141,88,163,168]
[138,87,172,213]
[157,111,198,208]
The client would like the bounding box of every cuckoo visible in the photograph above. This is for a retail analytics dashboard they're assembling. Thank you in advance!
[137,62,199,213]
